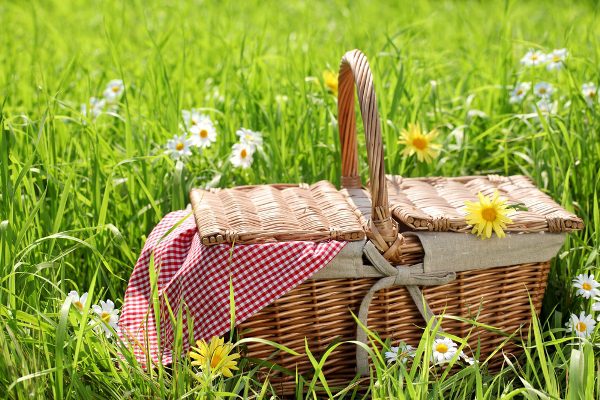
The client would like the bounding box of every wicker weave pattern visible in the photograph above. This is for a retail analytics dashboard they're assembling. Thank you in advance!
[190,181,365,245]
[240,261,550,389]
[386,175,583,233]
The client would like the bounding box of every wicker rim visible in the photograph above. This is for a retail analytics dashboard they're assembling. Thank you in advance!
[338,49,401,257]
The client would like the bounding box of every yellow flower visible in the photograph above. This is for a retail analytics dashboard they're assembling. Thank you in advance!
[465,191,514,239]
[322,70,338,95]
[189,336,240,378]
[398,123,440,163]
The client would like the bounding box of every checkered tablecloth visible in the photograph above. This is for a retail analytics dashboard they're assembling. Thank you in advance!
[118,209,346,365]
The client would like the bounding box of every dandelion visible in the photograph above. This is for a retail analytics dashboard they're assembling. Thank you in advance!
[189,116,217,148]
[103,79,125,103]
[189,336,240,378]
[80,97,105,119]
[67,290,88,313]
[567,312,596,338]
[431,337,458,364]
[236,128,263,150]
[534,82,554,98]
[582,82,597,107]
[398,123,440,163]
[520,50,546,67]
[546,48,568,71]
[573,273,600,299]
[465,191,514,239]
[91,300,120,338]
[384,342,415,364]
[509,82,531,104]
[166,134,193,160]
[322,70,338,96]
[230,143,254,169]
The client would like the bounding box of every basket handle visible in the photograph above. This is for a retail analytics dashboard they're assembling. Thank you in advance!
[338,49,400,257]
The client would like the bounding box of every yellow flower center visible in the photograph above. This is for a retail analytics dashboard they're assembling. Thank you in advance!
[590,91,596,98]
[576,321,587,333]
[240,149,248,159]
[101,311,111,323]
[74,301,83,311]
[539,88,546,94]
[582,282,592,291]
[210,353,222,369]
[517,89,523,95]
[176,142,184,151]
[553,55,561,62]
[112,86,120,93]
[435,343,449,353]
[199,129,208,138]
[531,54,539,61]
[412,137,427,150]
[481,207,497,222]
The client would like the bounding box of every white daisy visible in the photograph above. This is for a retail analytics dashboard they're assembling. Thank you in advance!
[67,290,88,313]
[582,82,597,107]
[92,299,120,338]
[431,337,458,365]
[181,109,205,131]
[534,82,554,98]
[166,134,193,160]
[460,353,475,365]
[80,97,105,119]
[230,143,255,169]
[545,48,568,71]
[189,116,217,148]
[520,50,546,67]
[592,298,600,313]
[567,312,596,338]
[236,128,263,150]
[384,342,415,364]
[103,79,125,103]
[509,82,531,104]
[533,99,557,116]
[573,273,600,299]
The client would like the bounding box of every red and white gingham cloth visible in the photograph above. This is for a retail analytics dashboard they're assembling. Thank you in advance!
[119,209,346,365]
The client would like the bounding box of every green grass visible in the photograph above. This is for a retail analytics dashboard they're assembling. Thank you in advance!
[1,0,600,398]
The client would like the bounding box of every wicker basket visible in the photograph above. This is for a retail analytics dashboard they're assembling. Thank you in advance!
[223,50,582,393]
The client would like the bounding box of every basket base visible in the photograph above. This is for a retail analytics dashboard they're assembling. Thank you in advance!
[238,261,550,395]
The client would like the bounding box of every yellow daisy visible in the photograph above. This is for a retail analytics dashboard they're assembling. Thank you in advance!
[465,191,514,239]
[189,336,240,378]
[398,123,440,163]
[322,70,338,96]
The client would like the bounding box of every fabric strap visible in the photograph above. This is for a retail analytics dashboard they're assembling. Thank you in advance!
[309,232,566,375]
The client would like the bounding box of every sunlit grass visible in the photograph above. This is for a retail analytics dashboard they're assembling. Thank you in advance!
[1,0,599,398]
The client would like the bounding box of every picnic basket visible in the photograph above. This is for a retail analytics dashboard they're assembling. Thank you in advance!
[190,49,582,393]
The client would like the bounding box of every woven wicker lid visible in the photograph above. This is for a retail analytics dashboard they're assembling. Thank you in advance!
[190,181,365,246]
[386,174,583,233]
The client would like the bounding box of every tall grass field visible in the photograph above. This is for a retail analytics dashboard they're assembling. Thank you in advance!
[1,0,600,398]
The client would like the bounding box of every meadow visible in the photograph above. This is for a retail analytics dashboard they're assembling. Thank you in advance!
[1,0,600,398]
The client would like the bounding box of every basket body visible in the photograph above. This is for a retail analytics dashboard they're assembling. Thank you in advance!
[239,260,550,392]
